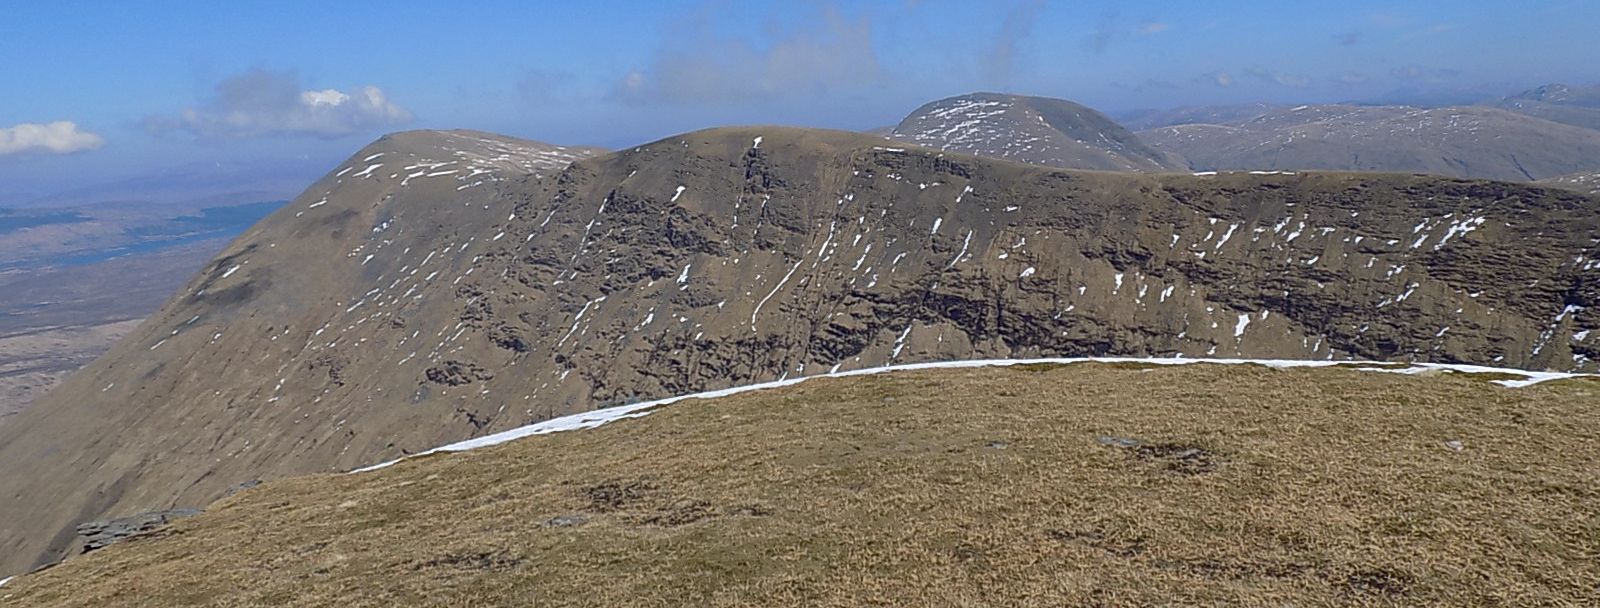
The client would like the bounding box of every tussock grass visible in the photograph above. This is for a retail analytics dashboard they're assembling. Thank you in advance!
[6,364,1598,607]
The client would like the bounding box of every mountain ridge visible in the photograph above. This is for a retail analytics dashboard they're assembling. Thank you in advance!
[2,125,1599,578]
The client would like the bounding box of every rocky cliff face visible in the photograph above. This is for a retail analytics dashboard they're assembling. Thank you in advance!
[2,126,1598,577]
[889,93,1183,171]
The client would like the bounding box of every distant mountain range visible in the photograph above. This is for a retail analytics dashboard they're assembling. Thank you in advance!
[1491,83,1600,131]
[1137,104,1600,181]
[1116,103,1283,131]
[888,86,1600,183]
[13,158,331,210]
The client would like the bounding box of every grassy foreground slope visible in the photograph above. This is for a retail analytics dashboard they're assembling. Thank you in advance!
[5,362,1598,607]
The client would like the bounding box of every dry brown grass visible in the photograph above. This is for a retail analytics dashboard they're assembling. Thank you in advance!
[5,363,1598,607]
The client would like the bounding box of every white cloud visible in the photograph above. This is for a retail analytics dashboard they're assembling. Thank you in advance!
[147,69,413,139]
[984,0,1046,86]
[0,121,105,156]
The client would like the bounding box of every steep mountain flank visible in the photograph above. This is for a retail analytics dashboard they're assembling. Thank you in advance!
[0,129,602,576]
[3,126,1600,578]
[4,363,1597,606]
[1492,83,1600,131]
[1138,104,1600,181]
[889,93,1183,171]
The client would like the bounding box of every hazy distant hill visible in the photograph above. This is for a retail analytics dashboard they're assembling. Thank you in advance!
[1138,104,1600,181]
[1491,83,1600,131]
[3,125,1598,578]
[17,158,330,210]
[889,93,1184,171]
[1116,103,1280,131]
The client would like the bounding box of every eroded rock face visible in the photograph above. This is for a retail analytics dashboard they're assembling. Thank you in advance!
[2,126,1598,578]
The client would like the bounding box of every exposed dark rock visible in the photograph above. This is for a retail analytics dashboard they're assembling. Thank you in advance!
[75,509,200,554]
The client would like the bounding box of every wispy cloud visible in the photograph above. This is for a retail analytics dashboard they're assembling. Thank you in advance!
[515,68,577,104]
[1370,13,1408,28]
[0,121,104,156]
[1391,65,1459,84]
[983,0,1046,86]
[1245,66,1313,88]
[1336,71,1369,84]
[1194,70,1235,88]
[613,4,883,105]
[145,69,412,139]
[1138,22,1170,35]
[1084,10,1122,53]
[1111,78,1178,92]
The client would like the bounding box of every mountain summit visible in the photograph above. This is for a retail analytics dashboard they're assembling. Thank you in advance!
[888,93,1183,171]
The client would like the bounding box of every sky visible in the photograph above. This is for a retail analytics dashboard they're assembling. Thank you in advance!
[2,0,1597,204]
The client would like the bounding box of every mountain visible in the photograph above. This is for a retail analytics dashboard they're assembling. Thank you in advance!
[888,93,1184,171]
[3,126,1600,578]
[1491,83,1600,131]
[1540,170,1600,195]
[1138,104,1600,181]
[3,361,1595,605]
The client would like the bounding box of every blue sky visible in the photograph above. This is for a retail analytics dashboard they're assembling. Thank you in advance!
[2,0,1597,203]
